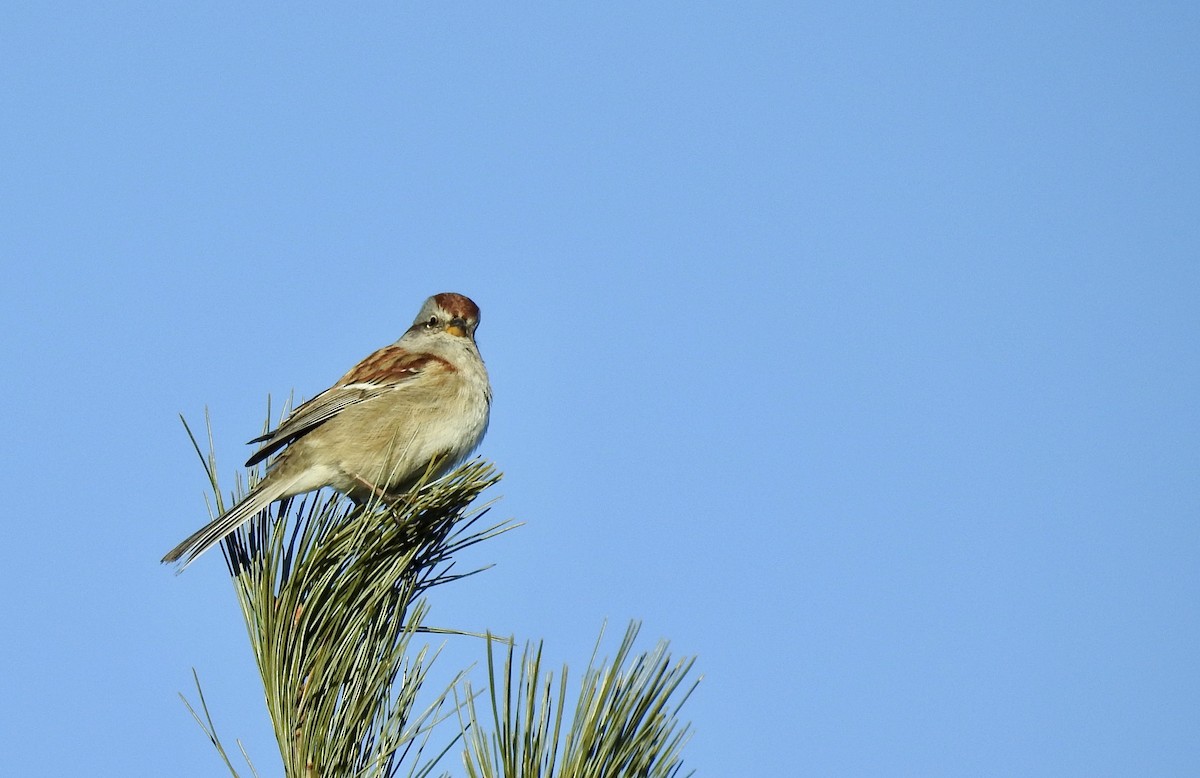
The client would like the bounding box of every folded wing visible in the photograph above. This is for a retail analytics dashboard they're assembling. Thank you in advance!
[245,345,441,467]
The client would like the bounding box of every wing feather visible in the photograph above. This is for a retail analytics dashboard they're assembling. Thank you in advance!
[244,346,447,467]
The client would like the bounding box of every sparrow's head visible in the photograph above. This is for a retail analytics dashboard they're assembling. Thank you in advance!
[410,292,482,340]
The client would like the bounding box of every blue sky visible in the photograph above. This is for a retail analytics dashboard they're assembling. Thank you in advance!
[1,2,1197,775]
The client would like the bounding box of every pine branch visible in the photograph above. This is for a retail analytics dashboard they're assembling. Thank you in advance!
[179,414,515,777]
[175,411,700,778]
[460,622,700,778]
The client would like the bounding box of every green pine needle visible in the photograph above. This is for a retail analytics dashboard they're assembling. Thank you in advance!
[176,410,699,778]
[179,412,515,777]
[461,622,699,778]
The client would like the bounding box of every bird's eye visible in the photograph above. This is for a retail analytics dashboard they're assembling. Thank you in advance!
[426,316,439,328]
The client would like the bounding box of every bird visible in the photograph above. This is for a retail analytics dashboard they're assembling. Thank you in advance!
[162,292,491,570]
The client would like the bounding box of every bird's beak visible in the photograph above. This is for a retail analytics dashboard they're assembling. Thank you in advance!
[446,318,469,338]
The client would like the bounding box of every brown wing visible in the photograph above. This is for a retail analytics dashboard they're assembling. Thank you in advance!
[244,345,451,467]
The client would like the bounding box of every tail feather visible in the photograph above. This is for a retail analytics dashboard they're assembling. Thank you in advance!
[162,474,299,570]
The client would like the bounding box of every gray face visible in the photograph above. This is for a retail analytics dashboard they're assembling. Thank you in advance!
[408,293,481,340]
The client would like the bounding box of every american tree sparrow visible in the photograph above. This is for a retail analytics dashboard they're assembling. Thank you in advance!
[163,292,491,570]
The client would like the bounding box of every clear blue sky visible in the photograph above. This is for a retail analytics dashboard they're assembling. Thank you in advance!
[1,3,1196,775]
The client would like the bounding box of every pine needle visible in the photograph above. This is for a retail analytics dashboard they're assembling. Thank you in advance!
[179,412,515,777]
[461,622,699,778]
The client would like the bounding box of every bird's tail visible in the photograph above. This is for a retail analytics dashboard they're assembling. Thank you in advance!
[161,473,301,571]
